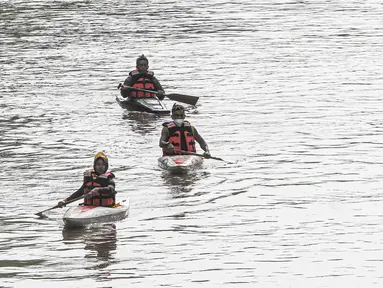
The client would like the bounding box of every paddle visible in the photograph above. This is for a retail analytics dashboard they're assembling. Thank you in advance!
[122,86,199,106]
[174,149,225,162]
[35,195,85,218]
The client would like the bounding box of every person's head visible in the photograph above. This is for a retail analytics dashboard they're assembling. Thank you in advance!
[136,54,149,74]
[171,103,185,127]
[93,151,109,175]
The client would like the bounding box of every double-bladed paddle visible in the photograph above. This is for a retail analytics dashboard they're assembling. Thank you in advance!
[121,86,199,106]
[174,149,225,162]
[35,195,85,218]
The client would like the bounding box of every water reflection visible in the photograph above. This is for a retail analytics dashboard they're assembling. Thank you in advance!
[62,224,117,269]
[161,170,208,197]
[121,110,165,135]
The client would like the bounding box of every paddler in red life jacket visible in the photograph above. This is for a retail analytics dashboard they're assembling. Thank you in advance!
[159,103,211,157]
[57,152,116,208]
[119,54,165,100]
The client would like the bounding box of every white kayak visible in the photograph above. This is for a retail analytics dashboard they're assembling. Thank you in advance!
[63,199,130,227]
[158,155,203,173]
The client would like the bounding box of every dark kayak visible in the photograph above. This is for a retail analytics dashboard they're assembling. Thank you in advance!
[116,94,170,114]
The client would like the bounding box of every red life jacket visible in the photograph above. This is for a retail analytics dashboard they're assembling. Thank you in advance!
[83,170,115,207]
[129,70,157,98]
[162,121,196,156]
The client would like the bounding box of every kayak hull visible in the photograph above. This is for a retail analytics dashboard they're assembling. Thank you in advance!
[158,155,203,173]
[63,199,130,228]
[116,94,170,114]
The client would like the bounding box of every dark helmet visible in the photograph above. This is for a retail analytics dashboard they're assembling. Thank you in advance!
[172,103,185,114]
[136,54,149,66]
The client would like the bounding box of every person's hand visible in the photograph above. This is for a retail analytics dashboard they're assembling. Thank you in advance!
[85,192,94,200]
[121,86,131,93]
[85,188,99,199]
[57,201,66,208]
[166,142,175,154]
[120,85,132,98]
[117,83,122,89]
[91,188,100,193]
[203,151,211,158]
[157,90,165,100]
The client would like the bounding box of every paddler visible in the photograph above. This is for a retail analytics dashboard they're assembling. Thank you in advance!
[118,54,165,100]
[159,103,211,157]
[57,152,116,208]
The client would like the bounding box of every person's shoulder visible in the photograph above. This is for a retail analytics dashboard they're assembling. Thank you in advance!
[162,121,173,127]
[129,69,139,76]
[190,125,197,135]
[83,169,92,177]
[106,172,116,179]
[124,75,132,81]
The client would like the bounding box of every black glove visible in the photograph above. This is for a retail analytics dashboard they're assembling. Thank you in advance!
[166,143,175,154]
[57,201,66,208]
[157,90,165,100]
[203,151,211,158]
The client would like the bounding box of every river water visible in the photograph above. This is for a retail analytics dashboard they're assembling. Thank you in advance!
[1,0,383,287]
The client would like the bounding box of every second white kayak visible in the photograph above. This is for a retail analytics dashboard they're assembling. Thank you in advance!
[158,155,203,173]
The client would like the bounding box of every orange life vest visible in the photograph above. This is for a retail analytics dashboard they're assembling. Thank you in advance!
[83,170,115,207]
[129,70,156,98]
[162,121,196,156]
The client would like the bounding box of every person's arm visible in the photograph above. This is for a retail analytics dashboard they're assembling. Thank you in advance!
[93,177,116,195]
[152,76,165,100]
[120,76,134,98]
[57,183,85,207]
[159,126,170,147]
[123,75,134,86]
[192,126,210,154]
[65,184,85,201]
[159,126,176,154]
[152,76,164,92]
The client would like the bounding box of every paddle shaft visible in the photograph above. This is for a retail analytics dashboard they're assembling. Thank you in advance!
[35,195,85,216]
[174,150,225,161]
[124,86,160,95]
[122,86,199,106]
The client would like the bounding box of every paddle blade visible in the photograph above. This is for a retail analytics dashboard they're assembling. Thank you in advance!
[206,156,224,161]
[166,93,199,106]
[34,195,85,218]
[35,212,49,219]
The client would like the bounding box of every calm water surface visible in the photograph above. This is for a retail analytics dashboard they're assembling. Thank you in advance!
[1,0,383,287]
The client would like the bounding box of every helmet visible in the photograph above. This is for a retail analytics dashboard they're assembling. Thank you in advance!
[94,152,109,171]
[172,103,185,114]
